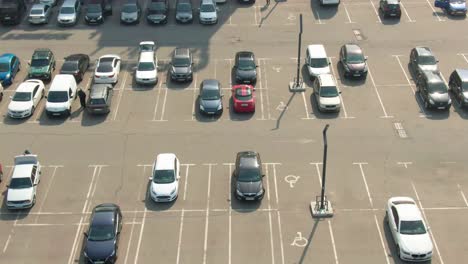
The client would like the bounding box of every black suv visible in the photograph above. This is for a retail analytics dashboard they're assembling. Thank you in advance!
[60,54,90,82]
[85,0,112,24]
[410,47,439,77]
[170,48,193,82]
[234,51,257,84]
[83,204,122,263]
[0,0,26,25]
[146,0,168,24]
[233,151,265,201]
[379,0,401,18]
[449,69,468,107]
[416,70,451,110]
[339,43,368,79]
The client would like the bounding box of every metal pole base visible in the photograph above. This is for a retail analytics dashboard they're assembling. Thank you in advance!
[310,199,334,218]
[289,79,305,92]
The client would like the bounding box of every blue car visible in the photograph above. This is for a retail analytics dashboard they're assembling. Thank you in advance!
[0,53,21,86]
[435,0,467,16]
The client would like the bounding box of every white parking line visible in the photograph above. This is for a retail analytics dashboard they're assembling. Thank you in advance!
[459,53,468,64]
[151,74,164,121]
[112,69,129,121]
[2,234,11,254]
[457,184,468,207]
[400,1,416,22]
[182,164,195,201]
[353,162,373,207]
[202,163,215,264]
[223,162,234,264]
[34,166,61,224]
[367,65,393,118]
[257,58,266,120]
[343,4,355,24]
[124,210,139,264]
[301,92,315,120]
[175,209,185,264]
[265,165,275,264]
[261,59,272,120]
[426,0,445,21]
[159,76,170,122]
[369,0,383,23]
[373,215,391,264]
[329,57,353,119]
[411,182,445,264]
[271,164,284,264]
[134,166,149,264]
[191,73,198,121]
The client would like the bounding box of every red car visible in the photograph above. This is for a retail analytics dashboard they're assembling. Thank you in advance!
[232,84,255,113]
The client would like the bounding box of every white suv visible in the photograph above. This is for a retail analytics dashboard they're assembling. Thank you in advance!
[313,74,341,112]
[135,41,158,85]
[199,0,218,24]
[149,153,180,202]
[6,153,42,210]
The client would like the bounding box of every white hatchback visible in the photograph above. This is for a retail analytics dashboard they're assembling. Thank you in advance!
[135,41,158,85]
[199,0,218,24]
[8,79,45,118]
[386,197,433,262]
[149,153,180,202]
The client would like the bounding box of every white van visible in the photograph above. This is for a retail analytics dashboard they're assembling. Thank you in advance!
[135,41,158,85]
[320,0,340,6]
[45,74,77,117]
[313,73,341,112]
[305,44,331,79]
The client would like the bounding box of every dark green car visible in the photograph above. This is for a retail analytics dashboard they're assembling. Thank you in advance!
[28,48,56,81]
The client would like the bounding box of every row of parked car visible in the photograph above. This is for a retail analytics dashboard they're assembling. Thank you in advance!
[0,0,258,26]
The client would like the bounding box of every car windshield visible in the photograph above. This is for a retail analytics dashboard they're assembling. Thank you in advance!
[153,169,175,184]
[9,177,33,189]
[309,58,329,68]
[137,62,155,71]
[89,98,106,105]
[419,56,437,65]
[400,220,426,235]
[173,57,190,67]
[47,91,69,103]
[88,224,115,241]
[320,86,339,97]
[450,0,464,3]
[387,3,399,8]
[30,8,43,15]
[235,88,252,101]
[238,168,261,182]
[122,4,137,12]
[97,63,113,73]
[60,7,75,14]
[428,83,448,93]
[0,62,9,72]
[31,58,49,67]
[201,88,220,100]
[238,59,255,71]
[87,4,102,12]
[13,92,32,102]
[61,61,78,72]
[347,53,365,64]
[200,4,215,12]
[462,82,468,92]
[177,2,191,11]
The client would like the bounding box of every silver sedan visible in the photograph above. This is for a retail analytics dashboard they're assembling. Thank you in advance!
[28,4,53,25]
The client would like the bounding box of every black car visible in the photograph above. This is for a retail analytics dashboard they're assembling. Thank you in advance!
[0,0,26,25]
[409,47,439,77]
[339,44,368,79]
[379,0,401,18]
[85,0,112,24]
[449,68,468,107]
[170,48,193,82]
[234,151,265,201]
[199,79,223,115]
[84,204,122,264]
[416,70,451,110]
[234,51,257,84]
[60,54,90,82]
[175,0,193,23]
[146,0,168,24]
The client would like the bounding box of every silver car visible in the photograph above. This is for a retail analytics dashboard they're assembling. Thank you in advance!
[57,0,81,26]
[28,4,52,25]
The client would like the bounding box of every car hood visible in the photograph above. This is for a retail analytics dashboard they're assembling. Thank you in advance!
[430,92,449,103]
[319,96,341,105]
[172,66,191,74]
[121,11,137,19]
[151,181,177,196]
[450,2,466,9]
[200,11,217,19]
[176,11,192,17]
[236,69,256,79]
[418,64,438,73]
[200,98,222,110]
[345,62,366,71]
[237,181,262,194]
[29,66,49,74]
[7,187,34,202]
[46,101,70,111]
[8,101,33,112]
[400,234,433,254]
[308,65,330,76]
[86,12,102,18]
[85,239,115,261]
[136,70,157,79]
[58,13,76,20]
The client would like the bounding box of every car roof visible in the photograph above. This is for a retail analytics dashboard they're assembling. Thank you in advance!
[139,52,155,63]
[344,44,362,55]
[396,203,423,221]
[415,47,433,57]
[49,74,76,91]
[307,44,327,58]
[155,153,176,170]
[455,69,468,82]
[174,48,190,58]
[17,80,41,92]
[0,53,15,62]
[90,84,111,99]
[177,0,191,3]
[99,55,119,62]
[422,70,444,83]
[318,73,336,86]
[11,164,34,179]
[202,79,219,89]
[92,210,115,226]
[237,151,259,169]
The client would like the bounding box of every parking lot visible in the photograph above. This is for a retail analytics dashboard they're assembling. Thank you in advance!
[1,0,468,263]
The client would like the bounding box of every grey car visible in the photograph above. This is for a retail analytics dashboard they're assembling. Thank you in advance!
[175,0,193,23]
[234,51,257,84]
[28,4,52,24]
[121,0,141,24]
[410,47,439,77]
[449,69,468,107]
[170,48,193,82]
[339,43,368,79]
[234,151,265,201]
[198,79,223,115]
[87,83,113,114]
[416,70,451,110]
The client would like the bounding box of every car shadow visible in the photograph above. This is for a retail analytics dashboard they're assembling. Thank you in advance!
[37,108,68,126]
[229,170,261,213]
[309,93,340,119]
[76,235,88,264]
[1,115,30,125]
[448,91,468,119]
[80,108,109,126]
[143,180,176,211]
[301,65,313,88]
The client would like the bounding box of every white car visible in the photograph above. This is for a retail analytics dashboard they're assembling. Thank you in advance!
[6,153,42,210]
[386,197,433,262]
[199,0,218,25]
[135,41,158,85]
[149,153,180,202]
[94,55,121,84]
[8,79,45,118]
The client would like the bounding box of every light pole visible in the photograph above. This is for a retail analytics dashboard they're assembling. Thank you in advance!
[289,14,305,92]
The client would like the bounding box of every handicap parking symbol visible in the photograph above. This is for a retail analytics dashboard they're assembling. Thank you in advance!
[290,232,308,247]
[284,175,300,188]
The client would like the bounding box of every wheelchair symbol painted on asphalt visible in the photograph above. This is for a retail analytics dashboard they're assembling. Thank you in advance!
[290,232,308,247]
[276,102,288,111]
[272,66,281,73]
[288,13,296,21]
[284,175,300,188]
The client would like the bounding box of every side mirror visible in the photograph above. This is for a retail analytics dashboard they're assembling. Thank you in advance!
[6,185,9,188]
[83,232,88,237]
[44,95,48,99]
[148,176,152,180]
[436,60,439,63]
[177,175,181,180]
[339,91,342,94]
[9,96,12,99]
[256,65,258,68]
[132,66,137,71]
[28,62,31,66]
[262,174,265,178]
[221,94,224,97]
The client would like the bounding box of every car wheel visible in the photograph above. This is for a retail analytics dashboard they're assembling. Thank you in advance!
[67,107,72,116]
[31,106,35,116]
[32,195,36,205]
[424,100,429,109]
[396,245,401,258]
[41,90,44,98]
[0,172,3,182]
[0,92,3,101]
[385,211,388,222]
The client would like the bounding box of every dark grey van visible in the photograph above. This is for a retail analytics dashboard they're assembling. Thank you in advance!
[0,0,26,25]
[87,83,113,114]
[449,69,468,107]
